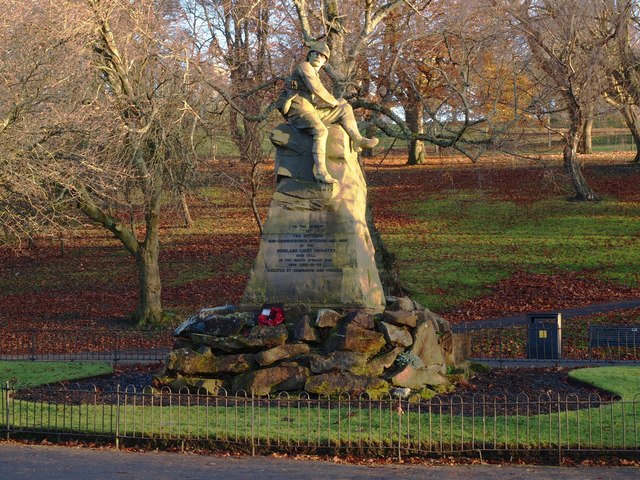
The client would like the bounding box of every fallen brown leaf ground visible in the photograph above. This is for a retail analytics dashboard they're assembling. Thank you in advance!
[1,156,640,350]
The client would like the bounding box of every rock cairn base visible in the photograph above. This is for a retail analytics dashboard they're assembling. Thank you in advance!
[158,298,470,397]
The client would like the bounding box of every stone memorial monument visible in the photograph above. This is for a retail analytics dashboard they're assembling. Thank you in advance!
[159,42,471,398]
[240,41,385,312]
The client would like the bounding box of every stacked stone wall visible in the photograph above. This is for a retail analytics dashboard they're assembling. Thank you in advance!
[160,299,470,397]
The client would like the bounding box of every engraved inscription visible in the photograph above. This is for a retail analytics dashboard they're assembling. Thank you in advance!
[265,223,346,273]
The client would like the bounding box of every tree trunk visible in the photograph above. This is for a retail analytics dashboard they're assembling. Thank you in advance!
[621,104,640,163]
[563,102,599,201]
[564,135,599,202]
[75,184,164,326]
[579,116,593,154]
[578,104,593,154]
[180,191,193,228]
[132,212,163,326]
[408,139,425,165]
[405,101,425,165]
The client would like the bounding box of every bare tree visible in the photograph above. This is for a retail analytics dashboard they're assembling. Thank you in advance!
[377,8,429,165]
[0,1,80,245]
[504,0,625,201]
[1,0,203,326]
[578,104,594,154]
[182,0,282,233]
[603,0,640,162]
[358,1,534,161]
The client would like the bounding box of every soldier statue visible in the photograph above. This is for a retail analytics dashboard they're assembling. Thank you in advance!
[276,41,379,184]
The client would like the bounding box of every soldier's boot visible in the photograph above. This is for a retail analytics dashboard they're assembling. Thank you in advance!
[354,136,379,150]
[342,119,379,152]
[312,143,337,184]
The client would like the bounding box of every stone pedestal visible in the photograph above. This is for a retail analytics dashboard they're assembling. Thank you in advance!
[240,124,385,311]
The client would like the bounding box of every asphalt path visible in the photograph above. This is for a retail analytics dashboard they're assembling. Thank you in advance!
[452,298,640,331]
[0,443,638,480]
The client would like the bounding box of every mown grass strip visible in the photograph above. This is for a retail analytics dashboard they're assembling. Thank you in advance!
[384,192,640,311]
[0,367,638,450]
[0,361,112,389]
[2,394,638,450]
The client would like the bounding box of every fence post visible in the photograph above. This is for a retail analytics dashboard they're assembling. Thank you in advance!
[557,394,562,465]
[115,384,121,449]
[113,332,119,368]
[4,382,10,441]
[397,400,402,462]
[251,391,256,456]
[30,332,36,361]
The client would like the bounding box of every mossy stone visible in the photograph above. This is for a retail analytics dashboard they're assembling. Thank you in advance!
[305,372,389,396]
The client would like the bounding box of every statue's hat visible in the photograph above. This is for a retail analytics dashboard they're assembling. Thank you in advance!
[308,41,330,60]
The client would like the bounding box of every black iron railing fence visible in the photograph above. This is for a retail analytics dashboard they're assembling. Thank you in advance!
[2,384,639,457]
[1,324,639,364]
[1,325,639,457]
[452,323,640,363]
[0,329,172,363]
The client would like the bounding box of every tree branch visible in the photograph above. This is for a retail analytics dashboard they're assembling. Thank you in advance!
[73,184,140,256]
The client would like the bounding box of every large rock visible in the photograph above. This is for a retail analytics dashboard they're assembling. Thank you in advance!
[315,309,341,328]
[386,297,415,312]
[284,304,310,323]
[186,324,288,352]
[174,311,253,338]
[308,351,369,374]
[377,322,413,347]
[447,332,471,366]
[419,309,451,334]
[439,331,453,364]
[290,315,318,342]
[185,334,243,351]
[391,365,448,389]
[165,348,256,375]
[232,366,310,395]
[342,310,375,330]
[211,353,256,374]
[366,346,404,377]
[197,305,237,317]
[255,343,310,367]
[410,316,446,372]
[382,310,417,328]
[309,345,403,377]
[182,377,225,394]
[165,348,211,374]
[276,368,311,391]
[243,324,289,347]
[305,372,390,396]
[324,322,386,355]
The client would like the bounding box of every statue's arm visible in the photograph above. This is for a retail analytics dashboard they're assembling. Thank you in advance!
[299,62,338,107]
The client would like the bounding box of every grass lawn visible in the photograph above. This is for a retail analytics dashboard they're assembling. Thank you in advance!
[1,366,638,451]
[569,366,640,399]
[384,191,640,311]
[0,361,112,388]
